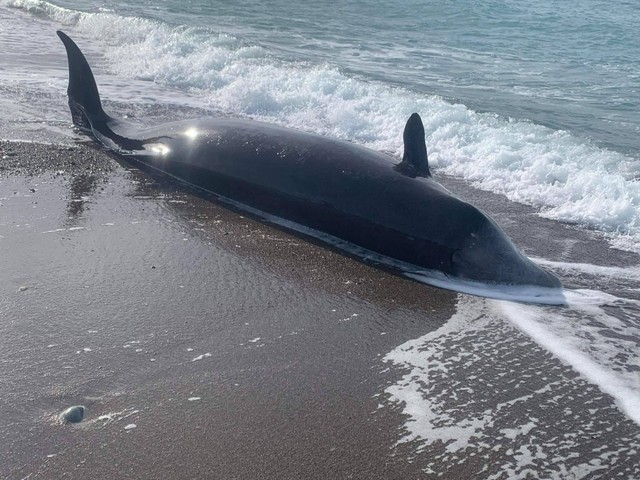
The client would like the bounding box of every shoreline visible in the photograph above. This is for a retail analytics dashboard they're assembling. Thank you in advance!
[2,140,640,478]
[1,141,456,479]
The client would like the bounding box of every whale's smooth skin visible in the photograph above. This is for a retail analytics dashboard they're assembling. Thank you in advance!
[57,31,563,304]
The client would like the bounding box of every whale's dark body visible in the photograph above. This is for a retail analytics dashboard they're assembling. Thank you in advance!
[57,31,562,303]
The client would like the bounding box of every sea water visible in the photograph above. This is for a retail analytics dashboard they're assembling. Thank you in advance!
[1,0,638,249]
[1,0,640,470]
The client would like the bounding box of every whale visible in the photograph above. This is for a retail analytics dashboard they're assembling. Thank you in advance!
[56,31,563,304]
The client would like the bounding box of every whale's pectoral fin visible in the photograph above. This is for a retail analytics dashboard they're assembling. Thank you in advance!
[396,113,431,178]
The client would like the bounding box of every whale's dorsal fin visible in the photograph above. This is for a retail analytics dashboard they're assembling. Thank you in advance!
[57,31,108,130]
[397,113,430,178]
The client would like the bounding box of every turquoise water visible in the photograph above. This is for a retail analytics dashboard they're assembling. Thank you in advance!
[1,0,639,250]
[46,0,640,154]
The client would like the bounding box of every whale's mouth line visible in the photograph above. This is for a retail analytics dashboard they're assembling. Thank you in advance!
[404,272,566,306]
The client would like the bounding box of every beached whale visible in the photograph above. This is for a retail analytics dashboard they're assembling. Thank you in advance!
[57,31,562,303]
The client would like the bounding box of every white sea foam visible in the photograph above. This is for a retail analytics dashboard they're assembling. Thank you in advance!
[384,297,491,451]
[497,290,640,427]
[5,0,640,252]
[384,295,640,477]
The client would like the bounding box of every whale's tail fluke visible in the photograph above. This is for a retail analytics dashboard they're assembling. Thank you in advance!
[57,30,109,130]
[57,31,153,152]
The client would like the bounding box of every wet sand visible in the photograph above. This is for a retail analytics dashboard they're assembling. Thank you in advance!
[1,140,640,479]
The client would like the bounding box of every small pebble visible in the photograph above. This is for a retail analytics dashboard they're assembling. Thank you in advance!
[59,406,85,424]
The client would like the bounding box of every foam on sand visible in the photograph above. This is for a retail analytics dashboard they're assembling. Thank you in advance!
[384,295,640,477]
[498,289,640,427]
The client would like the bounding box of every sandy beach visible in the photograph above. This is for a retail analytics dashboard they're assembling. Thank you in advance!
[2,140,640,479]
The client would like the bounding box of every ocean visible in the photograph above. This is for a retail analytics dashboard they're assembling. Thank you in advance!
[2,0,639,249]
[1,0,639,475]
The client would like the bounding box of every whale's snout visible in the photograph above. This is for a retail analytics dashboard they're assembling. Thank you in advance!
[451,215,561,289]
